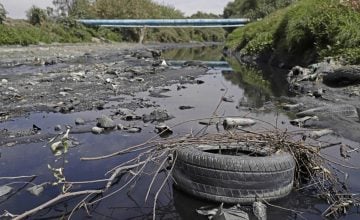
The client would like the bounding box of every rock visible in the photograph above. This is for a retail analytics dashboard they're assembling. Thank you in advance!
[45,60,56,66]
[179,105,194,110]
[287,66,312,83]
[59,92,69,97]
[54,125,62,131]
[312,88,325,98]
[117,124,125,130]
[223,117,256,129]
[1,79,8,84]
[133,50,153,59]
[147,49,162,58]
[296,105,358,118]
[143,109,174,123]
[177,84,187,90]
[116,108,141,121]
[7,87,18,92]
[309,129,334,139]
[91,126,104,134]
[155,123,173,137]
[222,96,235,103]
[290,116,319,127]
[124,127,142,133]
[75,118,85,125]
[105,78,112,83]
[282,103,304,111]
[62,87,73,92]
[323,65,360,86]
[97,115,116,129]
[70,71,86,78]
[196,79,205,84]
[149,87,171,98]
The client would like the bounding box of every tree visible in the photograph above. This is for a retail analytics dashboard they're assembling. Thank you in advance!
[27,6,48,25]
[52,0,73,17]
[69,0,95,18]
[0,3,7,24]
[52,0,95,18]
[223,0,296,20]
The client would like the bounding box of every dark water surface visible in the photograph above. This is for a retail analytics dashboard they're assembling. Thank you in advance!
[0,46,359,219]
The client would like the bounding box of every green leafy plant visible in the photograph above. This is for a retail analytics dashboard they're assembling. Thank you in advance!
[0,3,6,24]
[27,6,48,26]
[226,0,360,65]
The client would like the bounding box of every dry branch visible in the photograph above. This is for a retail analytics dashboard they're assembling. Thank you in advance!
[13,190,102,220]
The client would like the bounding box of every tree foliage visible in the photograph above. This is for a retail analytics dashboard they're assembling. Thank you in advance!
[27,6,48,26]
[224,0,296,20]
[0,3,6,24]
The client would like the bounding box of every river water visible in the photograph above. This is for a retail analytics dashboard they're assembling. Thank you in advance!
[0,45,359,219]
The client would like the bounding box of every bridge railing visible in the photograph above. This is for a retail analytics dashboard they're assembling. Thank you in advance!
[77,18,249,27]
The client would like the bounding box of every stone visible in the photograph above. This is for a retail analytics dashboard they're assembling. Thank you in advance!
[97,115,116,128]
[143,109,174,123]
[91,126,104,134]
[1,79,8,84]
[54,125,62,131]
[75,118,85,125]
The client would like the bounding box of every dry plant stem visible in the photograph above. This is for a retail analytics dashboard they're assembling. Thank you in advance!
[106,160,147,190]
[319,154,360,169]
[67,193,94,220]
[13,190,103,220]
[262,200,306,220]
[80,141,155,161]
[152,154,177,220]
[145,150,170,202]
[106,148,158,175]
[0,175,37,180]
[88,156,151,206]
[66,179,110,185]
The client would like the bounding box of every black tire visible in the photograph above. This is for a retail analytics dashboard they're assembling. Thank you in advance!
[173,146,295,204]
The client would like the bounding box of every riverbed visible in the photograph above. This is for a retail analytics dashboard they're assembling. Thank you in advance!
[0,43,359,219]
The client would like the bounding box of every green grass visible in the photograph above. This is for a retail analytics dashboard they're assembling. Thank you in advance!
[226,0,360,64]
[0,20,122,45]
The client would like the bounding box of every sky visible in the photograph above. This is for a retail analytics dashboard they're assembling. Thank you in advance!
[0,0,232,19]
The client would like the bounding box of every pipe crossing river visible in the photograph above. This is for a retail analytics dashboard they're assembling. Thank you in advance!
[77,18,250,28]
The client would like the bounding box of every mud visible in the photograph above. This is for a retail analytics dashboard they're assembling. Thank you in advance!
[0,43,214,143]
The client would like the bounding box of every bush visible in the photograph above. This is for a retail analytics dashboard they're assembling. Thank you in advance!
[27,6,48,26]
[226,0,360,65]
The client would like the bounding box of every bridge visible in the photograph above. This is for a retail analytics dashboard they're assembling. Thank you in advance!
[77,18,249,28]
[78,19,249,43]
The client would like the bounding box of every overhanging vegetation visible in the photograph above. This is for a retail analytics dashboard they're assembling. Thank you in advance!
[226,0,360,65]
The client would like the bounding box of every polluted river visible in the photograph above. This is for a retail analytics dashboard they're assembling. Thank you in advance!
[0,43,359,219]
